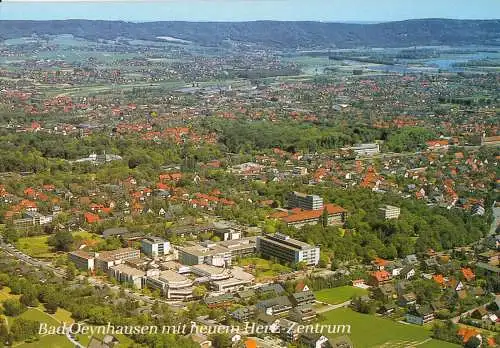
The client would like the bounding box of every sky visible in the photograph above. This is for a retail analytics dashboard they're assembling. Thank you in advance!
[0,0,499,22]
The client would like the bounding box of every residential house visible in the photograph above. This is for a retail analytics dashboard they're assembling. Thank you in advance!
[290,290,316,306]
[204,294,235,309]
[299,333,331,348]
[255,296,293,316]
[406,306,434,325]
[399,266,416,280]
[230,306,256,322]
[373,283,396,302]
[278,318,301,342]
[289,305,317,323]
[368,270,391,286]
[398,292,417,307]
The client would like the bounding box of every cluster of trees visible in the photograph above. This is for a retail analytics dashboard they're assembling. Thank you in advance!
[385,127,436,152]
[204,118,384,153]
[270,188,490,262]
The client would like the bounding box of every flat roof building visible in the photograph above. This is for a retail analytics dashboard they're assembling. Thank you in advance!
[108,264,145,289]
[95,248,141,271]
[256,233,320,266]
[69,250,95,271]
[379,205,401,220]
[343,143,380,157]
[141,236,170,258]
[288,191,324,211]
[145,269,194,300]
[277,203,348,228]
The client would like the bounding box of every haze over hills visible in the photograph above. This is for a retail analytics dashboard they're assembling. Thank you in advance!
[0,18,499,49]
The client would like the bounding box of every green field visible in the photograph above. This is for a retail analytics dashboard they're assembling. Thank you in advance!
[7,308,73,348]
[315,286,369,305]
[15,235,55,259]
[0,287,20,301]
[320,308,460,348]
[76,326,135,348]
[15,231,103,259]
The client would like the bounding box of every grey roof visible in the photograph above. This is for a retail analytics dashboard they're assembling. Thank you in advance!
[102,227,129,237]
[257,283,285,295]
[256,296,293,311]
[291,290,316,303]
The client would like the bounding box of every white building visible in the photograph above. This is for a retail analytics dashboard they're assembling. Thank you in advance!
[256,233,320,266]
[141,237,171,257]
[379,205,401,220]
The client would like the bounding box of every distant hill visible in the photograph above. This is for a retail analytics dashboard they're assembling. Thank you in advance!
[0,19,499,49]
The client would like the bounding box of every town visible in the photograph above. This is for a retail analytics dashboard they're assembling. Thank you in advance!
[0,13,498,348]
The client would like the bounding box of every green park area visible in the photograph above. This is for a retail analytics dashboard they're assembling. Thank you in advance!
[320,307,460,348]
[15,230,103,259]
[237,257,291,281]
[314,286,369,305]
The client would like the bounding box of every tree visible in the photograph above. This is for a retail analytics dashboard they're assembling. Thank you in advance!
[65,263,77,281]
[2,299,26,316]
[210,333,231,348]
[465,336,481,348]
[44,299,58,314]
[295,261,308,271]
[20,287,39,307]
[9,318,39,342]
[48,230,74,252]
[0,274,10,289]
[321,207,329,227]
[3,227,19,243]
[192,286,207,298]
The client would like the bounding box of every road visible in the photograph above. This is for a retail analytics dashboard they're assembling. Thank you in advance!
[450,304,487,324]
[0,240,171,307]
[489,201,499,236]
[315,300,351,313]
[0,241,65,277]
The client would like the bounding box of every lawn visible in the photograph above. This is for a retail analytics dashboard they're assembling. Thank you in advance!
[319,308,460,348]
[52,308,74,324]
[237,257,291,281]
[15,235,56,259]
[76,326,135,347]
[15,231,103,259]
[0,287,20,301]
[315,286,369,305]
[3,308,73,348]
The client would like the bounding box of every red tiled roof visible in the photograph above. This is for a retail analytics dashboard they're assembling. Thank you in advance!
[281,204,346,223]
[84,212,100,224]
[461,268,475,281]
[433,274,445,285]
[371,270,391,282]
[373,258,389,267]
[457,327,480,343]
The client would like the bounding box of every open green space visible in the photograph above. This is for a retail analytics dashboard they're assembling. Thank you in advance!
[314,286,369,305]
[6,308,72,348]
[15,235,55,259]
[237,257,291,280]
[0,287,20,302]
[319,308,460,348]
[15,231,103,259]
[76,326,135,348]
